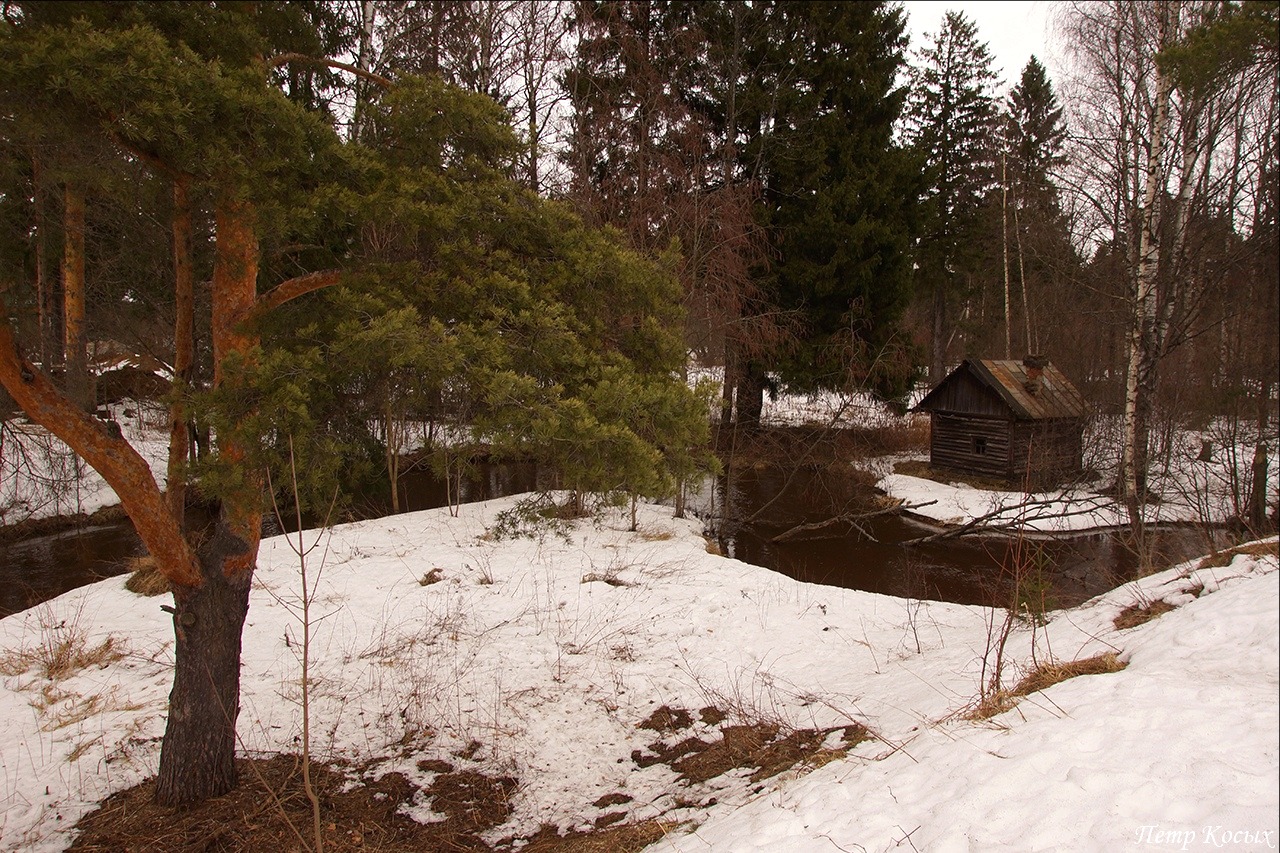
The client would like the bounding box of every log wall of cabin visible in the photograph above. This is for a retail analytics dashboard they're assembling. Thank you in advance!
[929,413,1013,479]
[1009,419,1084,486]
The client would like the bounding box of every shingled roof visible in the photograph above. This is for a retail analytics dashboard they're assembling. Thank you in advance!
[915,358,1087,420]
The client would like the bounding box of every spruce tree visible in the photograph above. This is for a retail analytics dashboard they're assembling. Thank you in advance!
[904,10,1000,382]
[1006,56,1067,218]
[750,0,922,401]
[1002,55,1077,357]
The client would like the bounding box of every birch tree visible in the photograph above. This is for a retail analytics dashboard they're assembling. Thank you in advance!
[1060,0,1277,521]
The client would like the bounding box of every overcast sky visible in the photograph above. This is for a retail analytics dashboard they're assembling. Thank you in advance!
[901,1,1058,90]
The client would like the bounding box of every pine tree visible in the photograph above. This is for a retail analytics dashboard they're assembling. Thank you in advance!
[1,1,709,807]
[904,10,1000,382]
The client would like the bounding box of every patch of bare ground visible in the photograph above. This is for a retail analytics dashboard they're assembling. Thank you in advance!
[892,459,1010,492]
[510,819,682,852]
[68,706,872,852]
[69,755,514,852]
[966,653,1127,721]
[1114,599,1177,630]
[0,504,130,544]
[1195,540,1279,570]
[630,705,870,786]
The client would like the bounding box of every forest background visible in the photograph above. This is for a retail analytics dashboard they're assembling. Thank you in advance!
[0,0,1275,808]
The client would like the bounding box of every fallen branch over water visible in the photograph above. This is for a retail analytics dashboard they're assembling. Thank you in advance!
[772,500,938,543]
[900,493,1119,546]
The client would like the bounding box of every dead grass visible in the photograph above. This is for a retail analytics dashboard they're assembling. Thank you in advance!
[639,705,693,733]
[70,755,501,852]
[123,557,171,597]
[1114,599,1177,630]
[1196,540,1279,571]
[1010,653,1126,696]
[0,624,127,680]
[581,571,632,587]
[966,653,1127,720]
[512,819,684,852]
[65,704,873,851]
[858,416,930,455]
[41,688,145,732]
[70,753,688,853]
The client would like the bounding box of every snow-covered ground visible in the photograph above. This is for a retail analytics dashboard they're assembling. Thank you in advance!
[1,495,1275,852]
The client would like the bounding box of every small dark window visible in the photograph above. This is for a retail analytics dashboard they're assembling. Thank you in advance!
[974,436,988,455]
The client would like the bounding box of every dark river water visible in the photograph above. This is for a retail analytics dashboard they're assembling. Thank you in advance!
[0,459,1224,619]
[701,464,1223,609]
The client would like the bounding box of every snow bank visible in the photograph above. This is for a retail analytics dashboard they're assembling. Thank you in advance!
[1,497,1275,852]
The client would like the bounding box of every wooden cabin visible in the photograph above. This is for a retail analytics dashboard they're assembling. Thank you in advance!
[913,356,1087,489]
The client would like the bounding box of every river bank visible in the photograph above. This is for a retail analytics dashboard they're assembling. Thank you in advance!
[2,495,1275,851]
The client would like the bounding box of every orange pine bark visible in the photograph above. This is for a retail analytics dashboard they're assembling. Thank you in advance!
[0,306,202,586]
[210,195,263,575]
[166,177,195,523]
[62,184,90,409]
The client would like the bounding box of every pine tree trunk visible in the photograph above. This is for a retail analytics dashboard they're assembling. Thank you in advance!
[154,193,263,806]
[930,277,946,384]
[1249,441,1270,534]
[1002,151,1012,359]
[63,183,91,411]
[167,177,195,525]
[720,341,737,426]
[32,155,57,370]
[1014,201,1032,353]
[386,404,401,514]
[736,361,765,428]
[154,521,253,805]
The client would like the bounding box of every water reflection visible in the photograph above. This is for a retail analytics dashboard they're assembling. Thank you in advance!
[699,464,1225,609]
[0,525,142,619]
[1,458,1226,619]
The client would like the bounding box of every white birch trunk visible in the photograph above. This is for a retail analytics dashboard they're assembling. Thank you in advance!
[1121,2,1175,516]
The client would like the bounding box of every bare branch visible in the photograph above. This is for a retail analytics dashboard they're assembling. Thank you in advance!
[772,501,938,543]
[270,52,393,90]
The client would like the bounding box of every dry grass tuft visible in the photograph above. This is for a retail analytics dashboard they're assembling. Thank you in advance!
[515,818,685,852]
[0,611,127,680]
[964,691,1019,722]
[1010,653,1126,697]
[1196,540,1279,571]
[123,557,171,597]
[581,571,632,587]
[966,653,1127,720]
[1114,599,1176,630]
